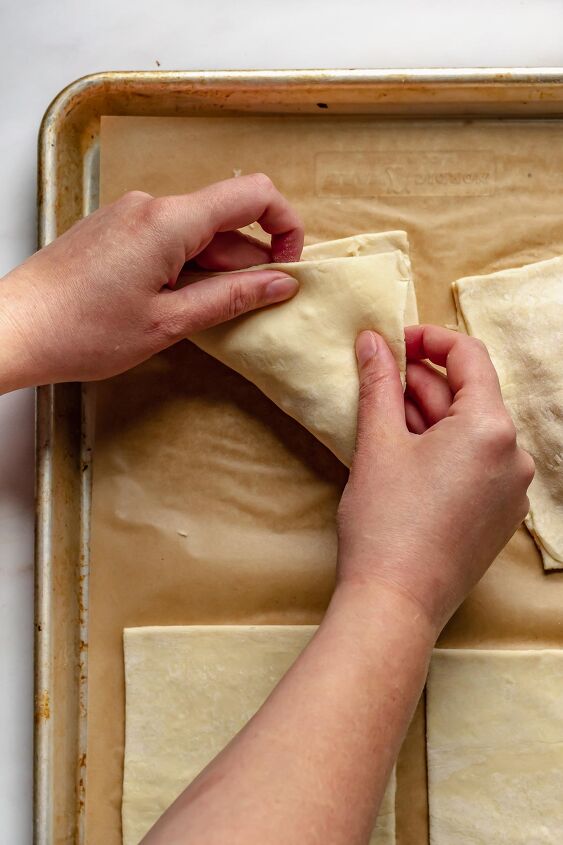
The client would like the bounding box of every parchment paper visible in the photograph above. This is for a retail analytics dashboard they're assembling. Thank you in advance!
[86,115,563,845]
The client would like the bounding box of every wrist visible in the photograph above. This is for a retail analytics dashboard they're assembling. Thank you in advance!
[330,575,438,650]
[0,271,44,392]
[317,577,436,711]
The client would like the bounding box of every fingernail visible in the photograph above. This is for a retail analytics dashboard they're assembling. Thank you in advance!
[356,331,378,367]
[264,274,299,303]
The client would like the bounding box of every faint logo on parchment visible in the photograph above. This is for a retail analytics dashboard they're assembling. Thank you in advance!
[316,151,496,198]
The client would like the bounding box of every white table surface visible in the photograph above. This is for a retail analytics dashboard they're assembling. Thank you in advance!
[1,1,562,841]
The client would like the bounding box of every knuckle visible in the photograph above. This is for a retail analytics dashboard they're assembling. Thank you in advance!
[162,317,183,343]
[519,450,536,485]
[358,368,391,404]
[146,313,166,339]
[147,306,184,345]
[467,336,488,356]
[225,280,253,320]
[119,189,152,207]
[495,416,518,448]
[477,415,517,451]
[248,172,274,193]
[146,196,170,225]
[133,196,171,232]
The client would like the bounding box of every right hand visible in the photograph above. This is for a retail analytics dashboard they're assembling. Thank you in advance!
[336,325,535,636]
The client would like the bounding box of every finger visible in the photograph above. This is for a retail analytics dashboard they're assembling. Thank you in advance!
[193,231,271,272]
[405,324,503,410]
[405,398,428,434]
[354,331,407,456]
[406,360,453,426]
[157,174,304,264]
[155,269,299,338]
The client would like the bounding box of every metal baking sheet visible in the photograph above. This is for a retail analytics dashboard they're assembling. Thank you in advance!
[36,68,563,845]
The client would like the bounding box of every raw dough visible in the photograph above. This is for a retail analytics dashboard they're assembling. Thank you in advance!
[192,241,413,466]
[302,232,418,326]
[122,626,396,845]
[427,648,563,845]
[452,258,563,570]
[302,232,407,261]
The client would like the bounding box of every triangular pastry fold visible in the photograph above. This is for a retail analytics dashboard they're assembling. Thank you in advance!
[192,234,414,466]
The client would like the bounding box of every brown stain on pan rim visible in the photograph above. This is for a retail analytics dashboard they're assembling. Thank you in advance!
[35,689,50,722]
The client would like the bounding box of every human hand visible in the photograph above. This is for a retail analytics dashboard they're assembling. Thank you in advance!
[336,325,535,636]
[0,174,302,391]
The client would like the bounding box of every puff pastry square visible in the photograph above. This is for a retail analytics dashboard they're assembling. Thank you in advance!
[453,257,563,570]
[122,625,396,845]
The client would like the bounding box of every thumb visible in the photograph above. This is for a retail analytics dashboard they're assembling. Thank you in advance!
[157,269,299,337]
[354,331,407,452]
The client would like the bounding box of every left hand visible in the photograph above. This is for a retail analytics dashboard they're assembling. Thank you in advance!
[0,174,303,391]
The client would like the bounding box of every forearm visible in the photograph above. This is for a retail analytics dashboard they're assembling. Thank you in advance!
[144,580,435,845]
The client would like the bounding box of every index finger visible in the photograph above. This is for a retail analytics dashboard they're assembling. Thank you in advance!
[169,173,304,263]
[404,324,503,410]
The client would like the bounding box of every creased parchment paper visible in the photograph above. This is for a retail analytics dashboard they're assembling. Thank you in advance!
[86,115,563,845]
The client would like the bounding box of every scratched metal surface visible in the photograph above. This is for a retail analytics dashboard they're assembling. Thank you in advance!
[35,68,563,845]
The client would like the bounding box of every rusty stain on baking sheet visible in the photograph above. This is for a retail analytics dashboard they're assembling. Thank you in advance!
[35,690,50,722]
[77,752,87,818]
